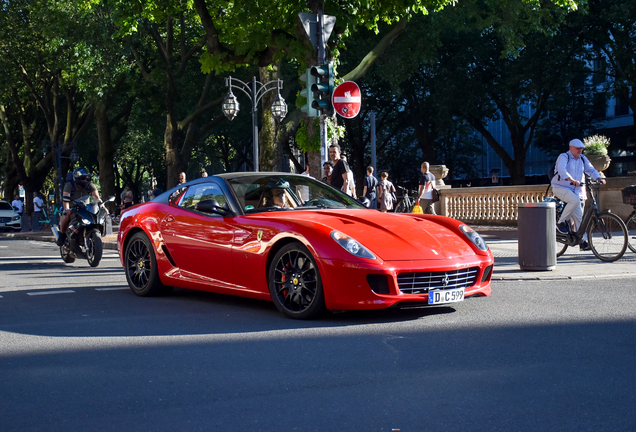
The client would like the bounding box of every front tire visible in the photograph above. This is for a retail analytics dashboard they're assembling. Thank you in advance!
[268,243,325,319]
[587,212,628,262]
[125,232,170,296]
[86,229,103,267]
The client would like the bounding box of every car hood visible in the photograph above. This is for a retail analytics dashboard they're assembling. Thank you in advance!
[256,209,478,261]
[0,210,18,217]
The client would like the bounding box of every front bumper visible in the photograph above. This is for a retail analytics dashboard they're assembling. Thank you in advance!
[318,254,494,311]
[0,218,21,231]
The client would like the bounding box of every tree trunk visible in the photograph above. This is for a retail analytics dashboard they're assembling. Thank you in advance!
[95,102,118,209]
[165,90,183,188]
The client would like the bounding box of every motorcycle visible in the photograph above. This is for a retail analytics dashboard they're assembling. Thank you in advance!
[51,195,115,267]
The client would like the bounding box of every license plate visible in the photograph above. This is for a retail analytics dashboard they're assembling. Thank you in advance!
[428,287,465,305]
[0,222,5,226]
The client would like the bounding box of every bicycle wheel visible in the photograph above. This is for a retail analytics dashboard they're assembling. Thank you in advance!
[625,213,636,254]
[587,212,628,262]
[556,240,568,257]
[395,201,408,213]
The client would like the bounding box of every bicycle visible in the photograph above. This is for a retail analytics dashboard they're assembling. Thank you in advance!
[394,185,415,213]
[38,206,52,229]
[621,185,636,254]
[546,178,628,262]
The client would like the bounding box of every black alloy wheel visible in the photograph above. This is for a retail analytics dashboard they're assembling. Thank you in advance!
[268,243,325,319]
[125,232,170,296]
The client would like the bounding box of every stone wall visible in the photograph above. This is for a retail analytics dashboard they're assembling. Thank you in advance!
[436,178,635,225]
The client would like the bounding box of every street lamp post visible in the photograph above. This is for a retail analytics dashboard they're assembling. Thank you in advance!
[222,76,287,172]
[42,140,79,224]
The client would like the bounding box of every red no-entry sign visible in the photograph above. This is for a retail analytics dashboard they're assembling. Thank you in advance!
[332,81,361,118]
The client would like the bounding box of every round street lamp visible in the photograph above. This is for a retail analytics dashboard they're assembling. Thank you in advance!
[271,92,288,122]
[222,76,286,172]
[222,90,240,121]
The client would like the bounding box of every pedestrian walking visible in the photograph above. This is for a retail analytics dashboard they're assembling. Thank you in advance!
[418,162,437,214]
[362,166,378,209]
[33,192,44,230]
[377,172,396,213]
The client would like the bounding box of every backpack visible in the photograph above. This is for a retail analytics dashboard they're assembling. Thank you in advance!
[548,153,589,182]
[65,172,76,196]
[546,153,589,194]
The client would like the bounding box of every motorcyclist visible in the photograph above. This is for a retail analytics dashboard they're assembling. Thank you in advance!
[56,167,102,246]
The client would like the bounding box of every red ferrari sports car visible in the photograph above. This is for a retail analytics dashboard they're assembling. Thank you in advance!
[117,173,493,319]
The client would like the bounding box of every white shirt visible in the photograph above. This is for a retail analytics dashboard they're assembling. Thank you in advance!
[33,196,44,212]
[12,199,23,213]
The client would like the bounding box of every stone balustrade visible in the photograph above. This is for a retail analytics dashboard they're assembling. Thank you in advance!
[434,177,635,225]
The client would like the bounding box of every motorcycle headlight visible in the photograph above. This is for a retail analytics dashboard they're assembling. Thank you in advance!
[459,224,488,251]
[81,218,91,225]
[330,231,376,259]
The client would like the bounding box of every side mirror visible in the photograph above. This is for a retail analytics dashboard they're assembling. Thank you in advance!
[195,199,233,217]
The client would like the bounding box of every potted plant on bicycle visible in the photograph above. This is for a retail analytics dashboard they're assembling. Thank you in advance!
[583,135,611,177]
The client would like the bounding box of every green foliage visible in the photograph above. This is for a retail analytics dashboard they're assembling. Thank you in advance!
[295,118,320,152]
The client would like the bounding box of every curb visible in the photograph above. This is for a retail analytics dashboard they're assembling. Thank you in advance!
[0,232,119,251]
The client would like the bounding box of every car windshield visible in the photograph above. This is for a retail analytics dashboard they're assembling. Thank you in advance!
[0,202,14,211]
[227,174,365,214]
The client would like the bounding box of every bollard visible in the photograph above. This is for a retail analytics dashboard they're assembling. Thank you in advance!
[105,215,113,236]
[518,202,556,271]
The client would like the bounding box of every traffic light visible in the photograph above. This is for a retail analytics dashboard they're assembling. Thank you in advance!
[299,68,319,117]
[310,62,335,116]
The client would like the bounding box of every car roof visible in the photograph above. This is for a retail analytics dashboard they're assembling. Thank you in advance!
[212,172,305,180]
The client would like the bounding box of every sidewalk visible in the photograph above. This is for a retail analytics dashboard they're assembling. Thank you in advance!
[2,226,634,281]
[476,226,636,281]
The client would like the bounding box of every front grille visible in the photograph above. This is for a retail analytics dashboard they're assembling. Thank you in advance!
[397,267,479,294]
[0,217,12,223]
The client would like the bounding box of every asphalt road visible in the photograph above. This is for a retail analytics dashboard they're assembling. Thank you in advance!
[1,238,635,432]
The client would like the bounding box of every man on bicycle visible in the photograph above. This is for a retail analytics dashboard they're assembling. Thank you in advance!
[551,139,605,248]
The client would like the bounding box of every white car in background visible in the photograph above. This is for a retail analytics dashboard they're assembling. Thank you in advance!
[0,200,22,231]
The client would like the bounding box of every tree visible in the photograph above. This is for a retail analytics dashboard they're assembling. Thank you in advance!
[426,2,586,184]
[0,0,94,212]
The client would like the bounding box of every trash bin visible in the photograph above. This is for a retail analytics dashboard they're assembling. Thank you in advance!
[518,202,556,271]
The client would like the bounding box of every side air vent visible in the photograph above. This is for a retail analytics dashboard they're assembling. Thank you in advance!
[161,245,177,267]
[366,274,390,294]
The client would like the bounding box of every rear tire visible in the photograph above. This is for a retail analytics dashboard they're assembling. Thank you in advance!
[60,241,75,263]
[556,241,568,257]
[587,212,628,262]
[87,229,103,267]
[125,232,170,296]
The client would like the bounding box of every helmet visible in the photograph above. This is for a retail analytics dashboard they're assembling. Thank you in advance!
[73,167,91,188]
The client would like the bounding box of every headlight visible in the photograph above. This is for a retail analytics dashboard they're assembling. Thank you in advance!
[81,218,92,225]
[459,224,488,251]
[330,231,376,259]
[12,215,21,221]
